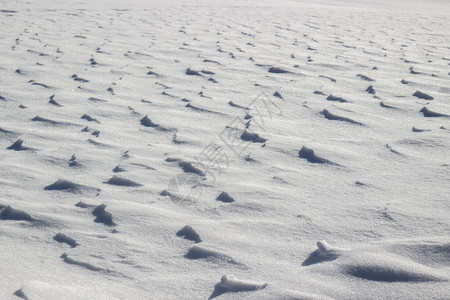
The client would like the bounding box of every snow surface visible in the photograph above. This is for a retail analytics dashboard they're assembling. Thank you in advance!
[1,0,449,299]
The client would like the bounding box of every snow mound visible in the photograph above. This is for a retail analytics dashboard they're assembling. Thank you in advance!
[268,67,291,74]
[81,114,100,124]
[92,204,116,226]
[209,275,267,299]
[44,179,99,193]
[60,253,111,273]
[112,165,125,173]
[321,109,363,125]
[241,130,267,143]
[343,253,447,282]
[48,94,62,107]
[31,116,72,126]
[103,176,142,187]
[420,107,449,118]
[302,240,345,266]
[176,225,202,243]
[6,139,35,151]
[140,115,158,128]
[216,191,235,203]
[413,90,433,100]
[140,115,169,131]
[326,95,349,103]
[302,240,449,285]
[16,281,118,300]
[53,233,79,248]
[184,245,241,266]
[165,159,205,176]
[0,126,15,135]
[185,68,203,76]
[298,147,335,165]
[0,205,35,222]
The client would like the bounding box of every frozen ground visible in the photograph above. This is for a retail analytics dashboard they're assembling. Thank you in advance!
[0,0,449,299]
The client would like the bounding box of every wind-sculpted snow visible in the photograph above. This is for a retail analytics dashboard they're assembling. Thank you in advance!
[216,191,235,203]
[420,107,450,118]
[44,179,100,194]
[185,245,244,267]
[103,176,143,187]
[326,94,349,103]
[48,94,63,107]
[413,91,434,101]
[6,139,35,151]
[302,240,345,266]
[0,0,449,299]
[301,240,449,284]
[60,253,112,273]
[31,116,74,126]
[176,225,202,243]
[209,275,267,299]
[53,233,79,248]
[92,204,116,226]
[321,109,364,125]
[0,205,35,222]
[298,146,336,165]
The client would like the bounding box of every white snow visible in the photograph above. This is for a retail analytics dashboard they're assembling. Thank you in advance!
[1,0,449,299]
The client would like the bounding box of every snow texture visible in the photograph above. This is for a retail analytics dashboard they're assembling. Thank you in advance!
[0,0,449,299]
